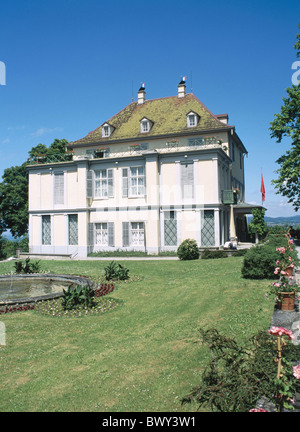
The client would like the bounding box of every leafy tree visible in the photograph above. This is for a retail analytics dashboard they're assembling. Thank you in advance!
[0,138,69,238]
[0,163,28,237]
[248,207,267,241]
[28,143,48,159]
[270,24,300,210]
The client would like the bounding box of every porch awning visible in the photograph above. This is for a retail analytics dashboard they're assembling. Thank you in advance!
[233,203,267,215]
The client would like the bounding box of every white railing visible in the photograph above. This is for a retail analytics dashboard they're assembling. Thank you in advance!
[73,143,227,161]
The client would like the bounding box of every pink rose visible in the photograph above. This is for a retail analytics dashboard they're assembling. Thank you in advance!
[249,408,267,412]
[268,326,294,340]
[293,365,300,380]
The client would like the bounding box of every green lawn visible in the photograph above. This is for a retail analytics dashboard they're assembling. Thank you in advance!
[0,257,274,412]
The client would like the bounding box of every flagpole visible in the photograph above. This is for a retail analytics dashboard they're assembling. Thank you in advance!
[261,168,262,206]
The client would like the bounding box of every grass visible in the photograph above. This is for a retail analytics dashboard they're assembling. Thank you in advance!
[0,257,274,412]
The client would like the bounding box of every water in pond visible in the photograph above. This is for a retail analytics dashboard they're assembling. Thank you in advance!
[0,277,74,301]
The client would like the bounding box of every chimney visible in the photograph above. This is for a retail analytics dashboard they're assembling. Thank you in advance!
[177,78,186,98]
[138,84,146,104]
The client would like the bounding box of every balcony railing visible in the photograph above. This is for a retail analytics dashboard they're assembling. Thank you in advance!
[29,139,227,165]
[27,152,74,165]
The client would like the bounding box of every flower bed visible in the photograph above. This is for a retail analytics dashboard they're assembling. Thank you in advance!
[35,296,119,318]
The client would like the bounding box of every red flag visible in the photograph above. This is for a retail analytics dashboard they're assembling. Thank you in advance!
[260,173,265,202]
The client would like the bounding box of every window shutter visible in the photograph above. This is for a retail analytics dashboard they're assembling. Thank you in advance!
[88,222,94,252]
[86,170,93,198]
[108,169,114,197]
[122,222,129,247]
[122,168,128,197]
[108,222,114,247]
[181,163,194,199]
[141,167,146,196]
[54,173,64,205]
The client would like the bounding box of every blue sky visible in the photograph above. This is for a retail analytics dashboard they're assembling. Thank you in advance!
[0,0,299,218]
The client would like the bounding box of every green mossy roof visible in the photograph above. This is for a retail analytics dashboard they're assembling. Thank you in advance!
[70,93,233,147]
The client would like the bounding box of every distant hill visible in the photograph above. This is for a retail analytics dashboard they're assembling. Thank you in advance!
[248,215,300,226]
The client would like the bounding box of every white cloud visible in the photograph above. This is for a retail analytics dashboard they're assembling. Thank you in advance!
[7,125,25,131]
[1,138,10,144]
[30,127,63,137]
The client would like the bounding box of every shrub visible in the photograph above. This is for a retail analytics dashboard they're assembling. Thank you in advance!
[177,239,199,260]
[232,248,248,257]
[241,244,279,279]
[241,234,299,279]
[181,327,300,412]
[62,284,95,311]
[201,250,227,259]
[104,261,130,281]
[14,258,41,274]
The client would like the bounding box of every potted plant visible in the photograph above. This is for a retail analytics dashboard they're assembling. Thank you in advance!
[267,235,299,310]
[269,278,298,311]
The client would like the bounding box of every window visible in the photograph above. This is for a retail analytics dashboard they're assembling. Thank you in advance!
[94,169,113,198]
[188,137,204,147]
[102,123,113,138]
[141,120,149,133]
[239,151,243,169]
[181,162,194,199]
[164,211,177,246]
[201,210,215,246]
[231,142,235,161]
[140,117,152,133]
[122,222,145,247]
[122,166,145,197]
[103,126,110,137]
[130,167,145,196]
[42,215,51,245]
[187,112,198,128]
[68,214,78,245]
[131,222,145,246]
[54,172,64,205]
[95,223,108,246]
[89,222,114,248]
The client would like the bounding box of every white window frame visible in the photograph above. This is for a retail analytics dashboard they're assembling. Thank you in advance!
[130,222,145,246]
[129,166,145,197]
[95,222,108,246]
[94,169,113,199]
[140,118,151,133]
[187,112,198,128]
[102,123,113,138]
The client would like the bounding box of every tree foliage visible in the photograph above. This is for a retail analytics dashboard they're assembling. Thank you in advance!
[248,207,267,238]
[270,24,300,210]
[0,138,69,238]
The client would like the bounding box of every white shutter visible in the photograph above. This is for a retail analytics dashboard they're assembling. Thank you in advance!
[122,222,129,247]
[122,168,128,197]
[108,222,114,247]
[88,222,94,253]
[181,163,194,199]
[86,170,93,198]
[54,173,64,205]
[108,169,114,197]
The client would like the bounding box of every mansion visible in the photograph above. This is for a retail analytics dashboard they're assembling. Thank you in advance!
[27,80,253,258]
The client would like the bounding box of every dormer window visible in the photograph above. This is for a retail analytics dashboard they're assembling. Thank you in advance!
[187,111,199,128]
[140,117,152,133]
[103,126,110,137]
[102,123,114,138]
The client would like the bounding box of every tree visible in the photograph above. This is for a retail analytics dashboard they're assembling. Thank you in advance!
[0,164,29,237]
[248,207,267,242]
[270,24,300,210]
[0,138,69,238]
